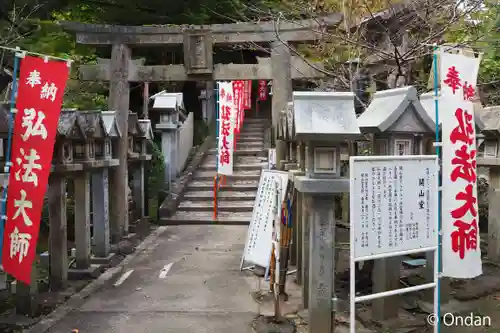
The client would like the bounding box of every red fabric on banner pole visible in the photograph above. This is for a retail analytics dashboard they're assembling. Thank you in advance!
[233,80,244,150]
[2,56,69,284]
[243,81,251,110]
[258,80,267,101]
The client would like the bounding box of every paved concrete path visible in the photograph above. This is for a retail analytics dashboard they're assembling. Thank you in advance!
[47,225,258,333]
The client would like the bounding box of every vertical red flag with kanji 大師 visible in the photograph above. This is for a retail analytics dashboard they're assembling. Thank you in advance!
[2,56,69,284]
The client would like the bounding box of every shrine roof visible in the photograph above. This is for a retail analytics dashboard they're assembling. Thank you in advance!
[101,111,121,137]
[420,91,486,133]
[293,91,362,142]
[478,105,500,137]
[356,86,435,133]
[151,91,184,110]
[57,110,86,139]
[77,111,106,138]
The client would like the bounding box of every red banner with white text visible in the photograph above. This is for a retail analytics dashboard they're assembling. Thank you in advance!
[232,81,244,134]
[243,81,252,110]
[2,56,69,283]
[258,80,267,101]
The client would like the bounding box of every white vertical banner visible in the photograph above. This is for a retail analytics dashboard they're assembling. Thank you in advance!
[218,81,236,175]
[440,48,482,278]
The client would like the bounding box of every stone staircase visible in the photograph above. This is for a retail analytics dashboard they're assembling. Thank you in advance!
[166,117,269,225]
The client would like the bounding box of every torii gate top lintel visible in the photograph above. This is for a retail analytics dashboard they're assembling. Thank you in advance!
[59,13,343,45]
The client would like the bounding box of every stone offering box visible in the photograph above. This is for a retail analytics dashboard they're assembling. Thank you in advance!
[357,86,435,156]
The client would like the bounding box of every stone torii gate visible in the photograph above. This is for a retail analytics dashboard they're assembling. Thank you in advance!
[61,14,342,241]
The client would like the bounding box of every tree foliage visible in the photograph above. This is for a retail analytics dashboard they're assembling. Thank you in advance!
[445,1,500,106]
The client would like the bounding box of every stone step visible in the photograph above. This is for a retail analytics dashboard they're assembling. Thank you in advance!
[184,190,256,201]
[236,136,264,143]
[235,142,265,148]
[160,211,252,225]
[208,147,266,156]
[178,200,254,212]
[193,170,261,181]
[204,155,267,164]
[188,180,258,191]
[241,118,269,124]
[198,162,266,171]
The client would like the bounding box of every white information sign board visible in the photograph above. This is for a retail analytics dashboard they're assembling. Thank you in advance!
[240,170,288,271]
[349,155,439,333]
[350,156,439,259]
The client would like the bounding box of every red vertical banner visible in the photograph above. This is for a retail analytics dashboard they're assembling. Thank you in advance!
[2,56,69,284]
[258,80,268,101]
[243,80,252,110]
[232,81,244,134]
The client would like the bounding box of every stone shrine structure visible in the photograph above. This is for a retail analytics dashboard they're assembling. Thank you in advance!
[356,86,435,321]
[292,91,362,333]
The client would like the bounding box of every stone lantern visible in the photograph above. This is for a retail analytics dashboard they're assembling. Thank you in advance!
[130,119,153,222]
[100,110,121,160]
[475,106,500,262]
[357,87,436,156]
[356,86,436,322]
[292,91,362,333]
[150,91,184,184]
[53,110,85,171]
[90,111,121,264]
[48,110,85,291]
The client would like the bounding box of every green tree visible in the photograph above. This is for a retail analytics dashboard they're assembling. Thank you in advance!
[445,1,500,106]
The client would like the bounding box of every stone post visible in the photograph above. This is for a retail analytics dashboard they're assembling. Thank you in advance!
[300,145,309,307]
[488,169,500,261]
[308,195,336,333]
[108,43,130,242]
[270,41,291,171]
[74,172,91,269]
[143,81,149,119]
[132,163,145,218]
[48,175,67,291]
[15,266,37,316]
[92,169,111,258]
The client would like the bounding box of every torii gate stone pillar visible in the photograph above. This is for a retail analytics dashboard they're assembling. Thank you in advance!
[108,43,130,241]
[271,41,292,170]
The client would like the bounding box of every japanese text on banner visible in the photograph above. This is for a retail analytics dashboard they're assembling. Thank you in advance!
[439,49,482,279]
[217,82,235,176]
[1,56,69,284]
[233,81,244,134]
[243,81,252,110]
[258,80,268,101]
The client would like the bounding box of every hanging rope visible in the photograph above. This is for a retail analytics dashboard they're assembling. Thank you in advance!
[0,46,73,64]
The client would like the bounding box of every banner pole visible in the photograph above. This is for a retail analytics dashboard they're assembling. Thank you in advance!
[214,82,220,220]
[432,44,442,333]
[0,53,21,261]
